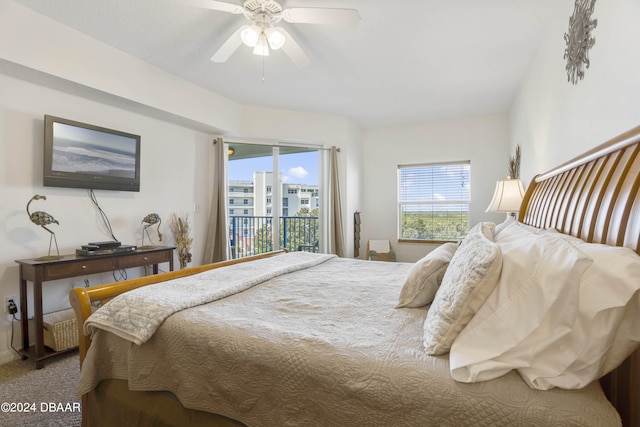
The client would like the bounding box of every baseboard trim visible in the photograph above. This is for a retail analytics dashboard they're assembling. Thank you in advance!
[0,349,21,366]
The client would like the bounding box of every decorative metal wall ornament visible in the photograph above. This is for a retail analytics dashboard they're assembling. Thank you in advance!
[564,0,597,84]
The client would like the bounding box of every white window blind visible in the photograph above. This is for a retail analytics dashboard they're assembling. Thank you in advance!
[398,161,470,241]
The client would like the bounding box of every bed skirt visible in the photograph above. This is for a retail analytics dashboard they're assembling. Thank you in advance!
[87,379,246,427]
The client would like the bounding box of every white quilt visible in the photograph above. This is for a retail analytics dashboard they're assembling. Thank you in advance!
[78,254,620,427]
[84,251,335,345]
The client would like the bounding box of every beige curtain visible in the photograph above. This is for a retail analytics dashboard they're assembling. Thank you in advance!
[330,146,345,257]
[203,137,229,263]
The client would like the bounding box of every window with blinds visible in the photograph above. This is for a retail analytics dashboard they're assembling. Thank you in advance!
[398,161,470,241]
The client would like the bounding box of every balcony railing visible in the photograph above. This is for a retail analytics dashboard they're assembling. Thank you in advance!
[229,216,319,259]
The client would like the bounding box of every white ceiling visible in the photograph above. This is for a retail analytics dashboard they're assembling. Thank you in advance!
[14,0,567,129]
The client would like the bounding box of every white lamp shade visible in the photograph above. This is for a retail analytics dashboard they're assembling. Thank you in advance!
[486,178,526,213]
[240,25,260,47]
[266,28,285,50]
[252,33,270,56]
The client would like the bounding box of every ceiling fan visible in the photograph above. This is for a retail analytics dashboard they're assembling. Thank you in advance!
[201,0,360,69]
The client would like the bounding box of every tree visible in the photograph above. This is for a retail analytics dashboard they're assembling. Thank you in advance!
[253,218,273,255]
[400,212,468,241]
[253,208,319,254]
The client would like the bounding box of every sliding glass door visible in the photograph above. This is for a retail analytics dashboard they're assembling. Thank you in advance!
[227,143,320,258]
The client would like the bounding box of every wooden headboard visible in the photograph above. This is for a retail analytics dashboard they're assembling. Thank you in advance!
[518,126,640,427]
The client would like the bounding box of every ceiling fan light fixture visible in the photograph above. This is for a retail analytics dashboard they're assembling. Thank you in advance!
[266,27,285,50]
[240,25,260,47]
[253,33,270,56]
[208,0,360,68]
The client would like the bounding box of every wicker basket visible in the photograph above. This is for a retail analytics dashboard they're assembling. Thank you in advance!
[43,308,78,351]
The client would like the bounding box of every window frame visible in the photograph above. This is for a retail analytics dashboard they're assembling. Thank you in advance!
[397,160,471,243]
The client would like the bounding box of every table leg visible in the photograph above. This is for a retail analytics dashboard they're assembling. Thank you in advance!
[33,278,44,369]
[19,274,29,358]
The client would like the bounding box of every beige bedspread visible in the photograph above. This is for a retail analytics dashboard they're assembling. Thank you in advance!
[84,252,335,344]
[78,254,620,427]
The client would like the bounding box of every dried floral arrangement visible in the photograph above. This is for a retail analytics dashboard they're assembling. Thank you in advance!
[508,144,521,179]
[169,213,193,269]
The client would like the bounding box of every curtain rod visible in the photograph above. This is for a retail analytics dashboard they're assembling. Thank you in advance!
[213,138,340,152]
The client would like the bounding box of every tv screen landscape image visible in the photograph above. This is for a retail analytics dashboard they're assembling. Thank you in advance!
[43,115,141,192]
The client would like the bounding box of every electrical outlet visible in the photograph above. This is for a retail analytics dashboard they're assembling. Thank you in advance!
[5,296,17,314]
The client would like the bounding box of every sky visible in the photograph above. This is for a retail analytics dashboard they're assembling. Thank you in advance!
[399,164,470,202]
[228,150,319,185]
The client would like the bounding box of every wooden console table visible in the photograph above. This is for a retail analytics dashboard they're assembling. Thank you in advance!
[15,246,175,368]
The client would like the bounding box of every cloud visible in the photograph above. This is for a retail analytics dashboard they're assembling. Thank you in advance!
[287,166,308,179]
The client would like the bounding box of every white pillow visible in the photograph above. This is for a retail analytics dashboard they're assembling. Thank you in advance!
[449,230,593,386]
[396,242,458,308]
[492,216,516,238]
[423,222,501,355]
[493,218,546,242]
[523,235,640,389]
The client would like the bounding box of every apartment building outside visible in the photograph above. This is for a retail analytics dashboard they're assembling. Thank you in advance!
[229,172,320,257]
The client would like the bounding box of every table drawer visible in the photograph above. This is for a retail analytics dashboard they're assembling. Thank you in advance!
[43,258,118,280]
[117,251,171,269]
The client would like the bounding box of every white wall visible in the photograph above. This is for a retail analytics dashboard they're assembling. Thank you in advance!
[0,73,215,363]
[362,115,510,262]
[0,0,241,134]
[511,0,640,184]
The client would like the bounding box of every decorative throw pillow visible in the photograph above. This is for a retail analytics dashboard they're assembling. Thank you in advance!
[396,242,458,308]
[423,222,502,355]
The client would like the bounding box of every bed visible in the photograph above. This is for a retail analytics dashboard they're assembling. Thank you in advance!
[71,126,640,427]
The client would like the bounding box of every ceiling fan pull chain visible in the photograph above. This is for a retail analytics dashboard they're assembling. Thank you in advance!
[262,54,266,82]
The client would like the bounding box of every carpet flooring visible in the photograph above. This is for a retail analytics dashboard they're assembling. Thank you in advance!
[0,351,81,427]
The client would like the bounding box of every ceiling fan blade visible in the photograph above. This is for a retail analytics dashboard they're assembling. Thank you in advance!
[210,26,246,63]
[190,0,244,14]
[278,27,311,69]
[282,7,360,26]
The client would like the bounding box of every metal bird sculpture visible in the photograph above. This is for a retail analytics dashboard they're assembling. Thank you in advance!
[141,213,162,248]
[26,194,62,259]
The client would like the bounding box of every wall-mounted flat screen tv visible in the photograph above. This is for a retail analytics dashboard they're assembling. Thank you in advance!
[43,115,141,192]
